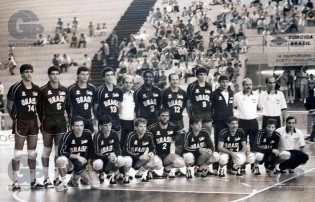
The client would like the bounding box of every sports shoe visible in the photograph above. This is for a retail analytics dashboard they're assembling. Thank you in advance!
[175,170,186,177]
[67,177,79,187]
[147,171,153,180]
[141,173,149,182]
[186,168,192,179]
[227,167,237,175]
[44,178,54,188]
[123,176,130,184]
[240,166,246,173]
[168,170,176,179]
[109,175,116,185]
[80,178,89,185]
[135,169,144,179]
[305,136,315,143]
[151,171,163,179]
[53,178,61,187]
[201,169,208,178]
[55,180,68,192]
[236,168,243,176]
[30,180,45,190]
[194,169,203,177]
[99,172,105,183]
[208,169,218,176]
[218,168,225,178]
[253,167,261,176]
[12,181,21,191]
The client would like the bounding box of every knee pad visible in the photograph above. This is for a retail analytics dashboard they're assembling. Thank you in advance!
[115,156,125,167]
[209,152,220,163]
[173,157,185,168]
[255,152,264,162]
[219,153,229,165]
[28,150,37,160]
[13,150,24,161]
[183,153,195,165]
[123,156,133,168]
[246,152,256,164]
[280,151,291,160]
[42,147,52,158]
[233,152,246,166]
[92,159,104,171]
[56,156,68,168]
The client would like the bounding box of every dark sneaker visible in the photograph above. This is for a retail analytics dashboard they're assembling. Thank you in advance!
[253,167,261,176]
[31,180,45,190]
[53,178,61,187]
[135,169,144,179]
[218,168,225,178]
[109,175,116,185]
[201,169,208,178]
[151,171,163,179]
[227,167,237,175]
[141,173,149,182]
[12,181,21,191]
[236,168,243,176]
[44,178,54,188]
[99,172,105,184]
[186,168,192,179]
[67,177,79,187]
[194,169,203,177]
[123,176,130,184]
[168,170,176,179]
[240,166,246,173]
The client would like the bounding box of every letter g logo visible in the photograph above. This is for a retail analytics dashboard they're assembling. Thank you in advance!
[8,10,44,39]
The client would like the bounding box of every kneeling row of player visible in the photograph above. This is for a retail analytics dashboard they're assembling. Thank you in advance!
[54,112,309,191]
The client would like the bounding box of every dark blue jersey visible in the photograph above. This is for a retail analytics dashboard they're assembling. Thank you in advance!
[162,87,187,122]
[183,129,214,156]
[254,129,280,153]
[93,130,121,161]
[123,131,156,158]
[219,128,246,152]
[187,80,212,114]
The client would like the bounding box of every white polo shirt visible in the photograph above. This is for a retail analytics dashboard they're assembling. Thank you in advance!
[119,90,135,121]
[258,90,287,116]
[233,91,259,120]
[276,126,305,152]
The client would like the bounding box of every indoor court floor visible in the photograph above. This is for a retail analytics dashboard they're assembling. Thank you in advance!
[0,131,314,202]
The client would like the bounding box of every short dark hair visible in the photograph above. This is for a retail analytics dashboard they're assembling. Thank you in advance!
[168,73,179,81]
[20,64,33,74]
[218,75,229,83]
[48,66,60,75]
[189,116,202,126]
[266,118,277,126]
[102,67,114,77]
[286,116,296,123]
[195,66,208,76]
[143,70,154,77]
[158,108,170,116]
[135,118,147,127]
[71,116,85,126]
[98,115,112,125]
[77,66,89,75]
[227,116,238,123]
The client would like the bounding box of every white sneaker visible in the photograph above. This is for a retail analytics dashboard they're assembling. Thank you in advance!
[55,180,68,192]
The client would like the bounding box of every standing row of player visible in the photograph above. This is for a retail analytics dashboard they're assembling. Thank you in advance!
[7,64,308,191]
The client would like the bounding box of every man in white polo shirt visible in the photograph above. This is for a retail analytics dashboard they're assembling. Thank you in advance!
[276,116,309,173]
[258,77,287,129]
[233,78,259,172]
[119,75,135,148]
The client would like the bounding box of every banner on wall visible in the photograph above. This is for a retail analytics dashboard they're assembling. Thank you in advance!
[267,52,315,66]
[266,34,315,53]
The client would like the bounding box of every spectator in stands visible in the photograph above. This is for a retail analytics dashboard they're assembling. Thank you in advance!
[52,54,60,67]
[59,33,68,44]
[110,31,118,59]
[55,18,63,33]
[101,23,107,36]
[299,66,309,101]
[200,14,210,31]
[276,71,289,101]
[0,81,4,100]
[60,54,70,73]
[34,34,44,46]
[287,70,295,103]
[64,23,71,33]
[7,56,16,75]
[53,34,61,44]
[304,89,315,142]
[305,0,314,9]
[88,22,94,37]
[84,54,92,69]
[77,33,87,48]
[95,23,101,36]
[70,33,77,48]
[72,17,79,33]
[309,74,315,89]
[99,41,109,65]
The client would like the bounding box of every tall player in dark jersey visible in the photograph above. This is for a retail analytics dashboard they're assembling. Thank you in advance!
[183,116,220,178]
[67,66,97,133]
[218,116,255,177]
[162,73,187,155]
[253,118,280,175]
[186,66,212,134]
[148,108,185,178]
[123,118,163,182]
[134,70,161,127]
[96,67,123,133]
[7,64,44,190]
[93,115,132,184]
[55,116,99,191]
[38,66,68,188]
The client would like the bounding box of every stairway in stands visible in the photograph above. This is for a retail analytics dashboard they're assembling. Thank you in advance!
[90,0,157,86]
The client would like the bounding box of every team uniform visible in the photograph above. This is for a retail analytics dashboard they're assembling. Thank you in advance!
[134,85,161,126]
[58,129,95,174]
[67,83,97,132]
[161,87,187,129]
[93,130,121,172]
[7,81,40,136]
[253,129,280,171]
[96,84,123,131]
[186,80,212,122]
[38,82,68,134]
[123,131,156,168]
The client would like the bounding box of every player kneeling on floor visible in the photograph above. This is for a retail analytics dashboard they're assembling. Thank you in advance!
[148,108,185,179]
[93,115,132,184]
[218,116,254,177]
[183,116,220,178]
[123,118,163,182]
[55,116,100,191]
[253,118,280,175]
